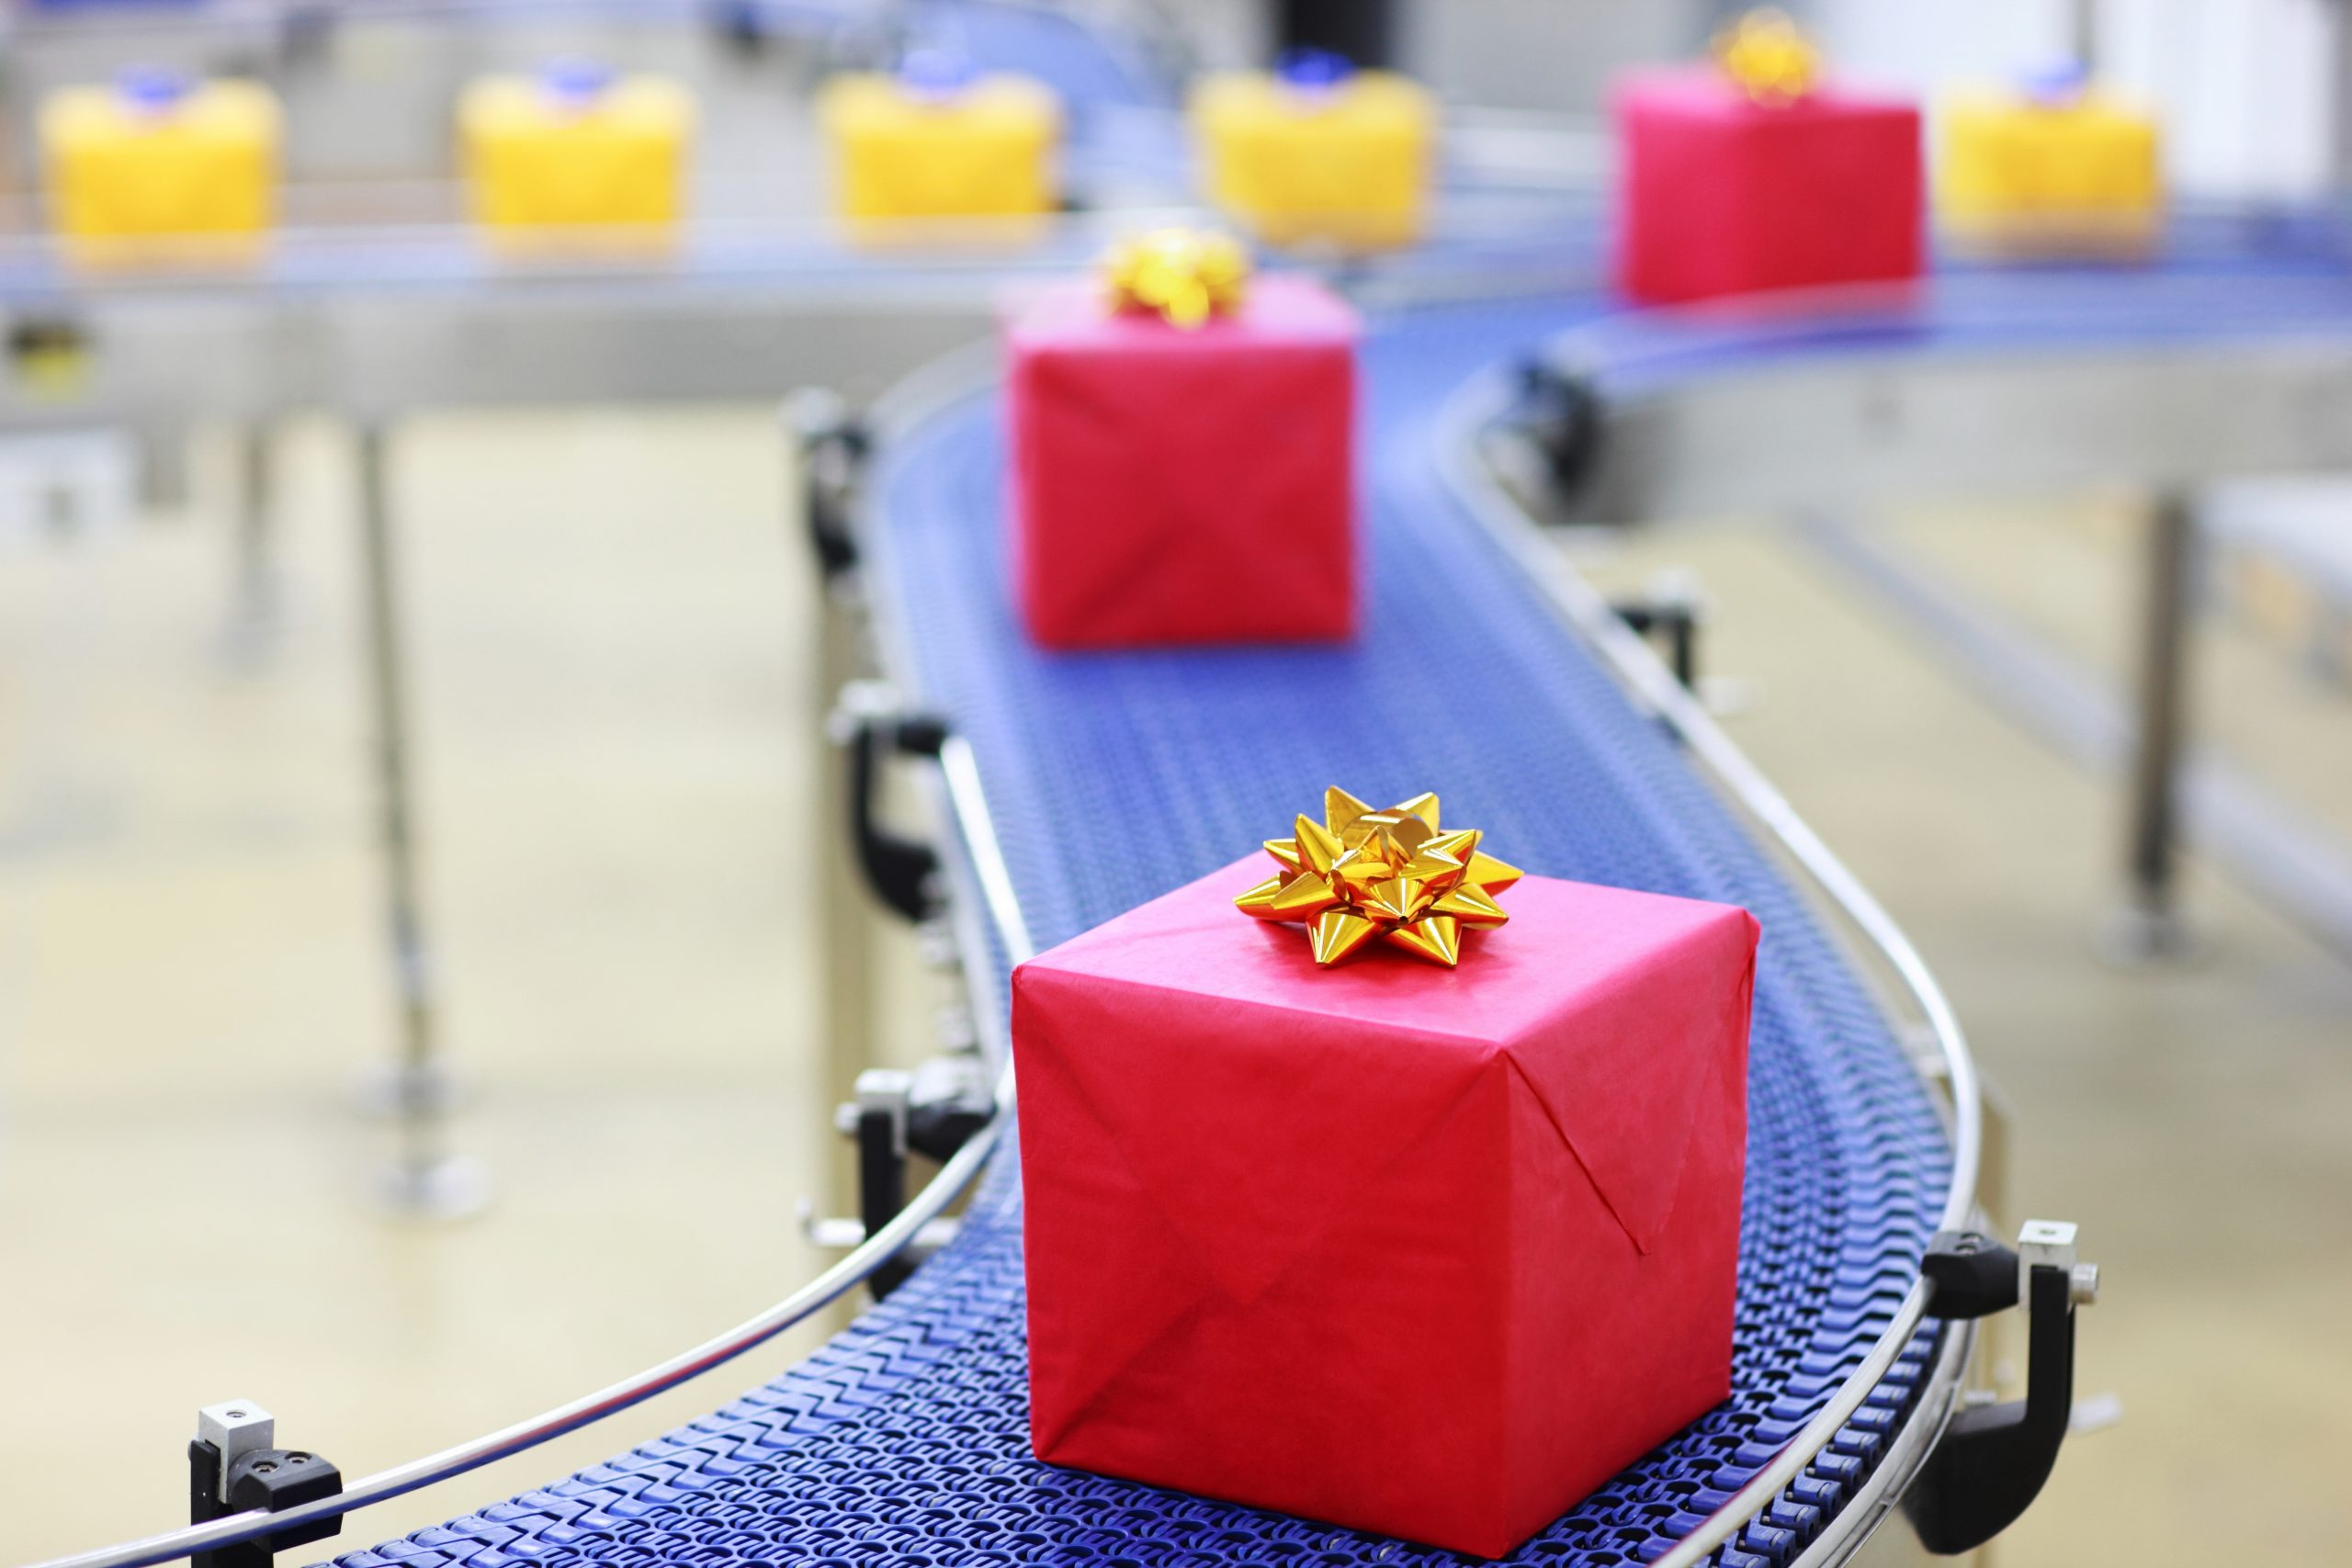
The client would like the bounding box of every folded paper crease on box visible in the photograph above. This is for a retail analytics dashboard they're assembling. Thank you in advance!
[1012,856,1759,1558]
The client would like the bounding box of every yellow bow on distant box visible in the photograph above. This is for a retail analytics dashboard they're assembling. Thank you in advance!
[1714,7,1818,104]
[1237,787,1522,967]
[1103,228,1250,329]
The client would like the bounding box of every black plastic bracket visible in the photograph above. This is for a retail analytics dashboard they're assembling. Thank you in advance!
[847,1055,993,1301]
[797,406,870,586]
[1905,1224,2093,1555]
[189,1411,343,1568]
[846,709,949,923]
[1514,359,1605,498]
[1611,596,1702,690]
[854,1074,913,1301]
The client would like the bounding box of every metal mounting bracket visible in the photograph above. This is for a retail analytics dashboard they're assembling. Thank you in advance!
[812,1055,996,1301]
[788,389,870,588]
[1611,577,1705,691]
[1513,359,1606,497]
[1905,1221,2098,1554]
[832,683,950,923]
[188,1402,343,1568]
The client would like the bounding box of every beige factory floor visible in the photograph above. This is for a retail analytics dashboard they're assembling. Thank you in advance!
[4,412,2350,1565]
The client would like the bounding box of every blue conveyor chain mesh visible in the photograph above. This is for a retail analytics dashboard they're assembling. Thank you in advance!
[332,293,1952,1568]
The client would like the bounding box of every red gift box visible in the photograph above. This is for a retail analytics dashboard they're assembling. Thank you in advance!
[1011,856,1759,1558]
[1005,275,1358,649]
[1612,66,1922,305]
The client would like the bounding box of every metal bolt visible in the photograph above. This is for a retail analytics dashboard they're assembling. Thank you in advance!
[2070,1262,2100,1306]
[196,1400,275,1505]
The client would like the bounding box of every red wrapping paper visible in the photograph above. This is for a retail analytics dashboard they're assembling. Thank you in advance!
[1012,856,1759,1558]
[1612,66,1922,305]
[1005,275,1358,649]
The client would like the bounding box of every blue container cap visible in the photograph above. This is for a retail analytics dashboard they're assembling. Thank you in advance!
[540,56,616,106]
[1275,47,1353,91]
[2019,56,2087,106]
[899,48,978,98]
[117,66,194,113]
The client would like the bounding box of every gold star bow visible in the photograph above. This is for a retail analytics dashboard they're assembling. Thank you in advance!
[1713,7,1818,105]
[1236,788,1522,967]
[1103,227,1250,330]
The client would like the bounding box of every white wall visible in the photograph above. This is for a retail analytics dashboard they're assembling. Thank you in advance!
[1810,0,2339,200]
[2095,0,2335,198]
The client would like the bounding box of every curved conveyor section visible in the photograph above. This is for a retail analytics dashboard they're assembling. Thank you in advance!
[333,295,1962,1568]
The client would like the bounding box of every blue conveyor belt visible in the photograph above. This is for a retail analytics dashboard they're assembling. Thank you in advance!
[314,190,2352,1568]
[331,292,1962,1568]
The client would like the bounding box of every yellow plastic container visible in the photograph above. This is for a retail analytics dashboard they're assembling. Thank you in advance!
[816,72,1060,224]
[1193,69,1435,249]
[40,73,278,264]
[1939,87,2161,248]
[460,67,695,237]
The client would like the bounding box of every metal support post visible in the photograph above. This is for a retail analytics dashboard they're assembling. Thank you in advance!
[140,424,192,513]
[2103,488,2203,964]
[354,422,488,1219]
[2070,0,2098,73]
[225,422,279,661]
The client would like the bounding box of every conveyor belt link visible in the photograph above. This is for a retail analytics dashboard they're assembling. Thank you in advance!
[337,299,1951,1568]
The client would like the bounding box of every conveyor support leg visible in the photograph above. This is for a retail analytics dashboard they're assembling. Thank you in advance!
[227,422,279,659]
[355,422,488,1220]
[2109,489,2201,963]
